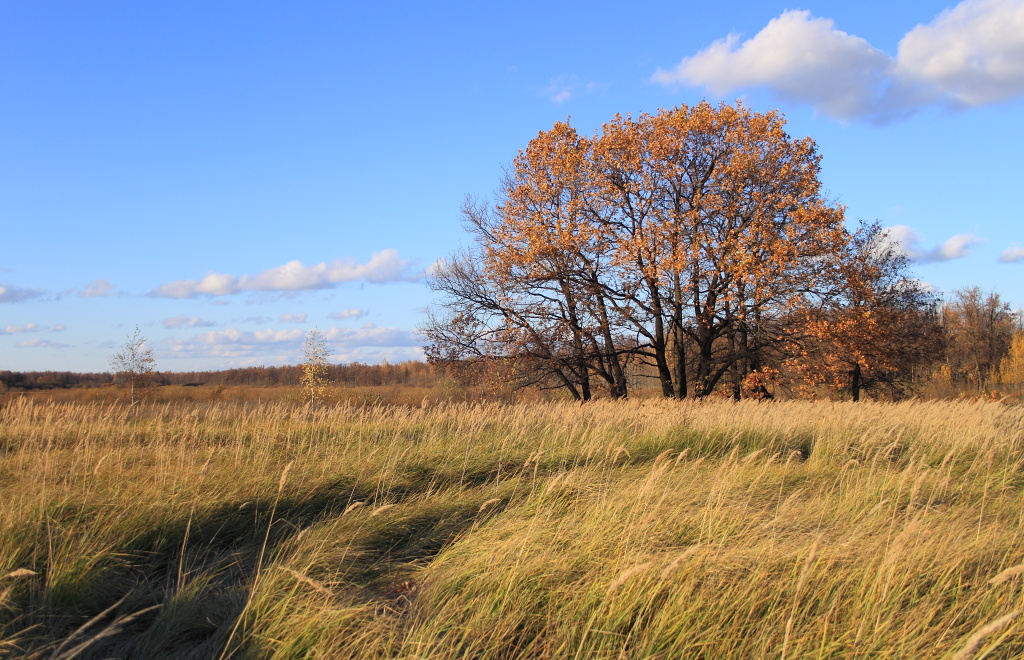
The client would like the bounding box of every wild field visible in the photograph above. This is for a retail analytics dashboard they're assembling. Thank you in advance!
[1,397,1023,659]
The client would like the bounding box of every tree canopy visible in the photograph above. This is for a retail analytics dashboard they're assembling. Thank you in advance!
[424,102,944,401]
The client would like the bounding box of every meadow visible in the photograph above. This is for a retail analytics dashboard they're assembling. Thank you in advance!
[1,396,1023,658]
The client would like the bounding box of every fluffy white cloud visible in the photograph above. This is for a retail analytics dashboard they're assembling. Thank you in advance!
[79,279,116,298]
[898,0,1024,107]
[999,245,1024,262]
[329,308,369,320]
[930,233,985,261]
[652,11,895,120]
[279,312,308,323]
[162,315,217,329]
[652,0,1024,121]
[150,249,418,298]
[0,284,44,303]
[884,224,984,262]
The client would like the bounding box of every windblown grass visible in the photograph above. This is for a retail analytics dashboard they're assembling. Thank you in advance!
[1,398,1022,658]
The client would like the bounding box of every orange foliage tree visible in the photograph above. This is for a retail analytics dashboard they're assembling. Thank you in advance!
[792,222,942,401]
[425,102,866,400]
[587,103,848,398]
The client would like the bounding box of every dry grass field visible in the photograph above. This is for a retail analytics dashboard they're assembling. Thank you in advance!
[1,397,1023,658]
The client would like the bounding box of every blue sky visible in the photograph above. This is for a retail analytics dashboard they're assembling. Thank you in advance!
[2,0,1022,372]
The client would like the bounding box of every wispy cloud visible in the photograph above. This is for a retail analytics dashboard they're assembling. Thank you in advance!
[884,225,984,262]
[652,0,1024,122]
[328,308,369,320]
[163,324,421,362]
[331,346,426,364]
[150,250,419,299]
[280,312,308,323]
[999,245,1024,262]
[1,322,42,335]
[544,76,608,104]
[16,338,71,349]
[162,315,217,329]
[323,325,422,348]
[1,322,66,335]
[238,316,273,325]
[165,328,304,360]
[79,278,117,298]
[191,328,305,345]
[0,284,45,303]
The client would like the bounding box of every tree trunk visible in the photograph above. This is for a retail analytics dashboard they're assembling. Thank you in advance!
[729,325,741,401]
[671,273,687,399]
[646,276,674,397]
[595,288,628,399]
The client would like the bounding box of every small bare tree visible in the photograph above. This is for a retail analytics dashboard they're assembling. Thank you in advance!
[301,328,332,409]
[110,325,156,406]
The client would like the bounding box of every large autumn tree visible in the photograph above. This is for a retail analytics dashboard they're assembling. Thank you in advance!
[588,103,847,398]
[424,101,851,400]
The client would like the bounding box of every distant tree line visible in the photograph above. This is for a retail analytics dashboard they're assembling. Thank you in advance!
[0,361,438,392]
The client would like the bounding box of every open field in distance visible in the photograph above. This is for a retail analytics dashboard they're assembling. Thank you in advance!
[1,398,1023,658]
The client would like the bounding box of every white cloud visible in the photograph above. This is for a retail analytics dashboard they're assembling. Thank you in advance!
[238,315,273,325]
[329,308,369,320]
[150,249,418,298]
[544,76,608,104]
[884,224,984,262]
[202,328,305,344]
[162,315,217,329]
[999,245,1024,262]
[1,322,41,335]
[332,346,426,364]
[79,278,116,298]
[323,325,422,348]
[652,11,895,120]
[0,284,44,303]
[165,328,305,359]
[930,233,984,261]
[163,324,421,361]
[652,0,1024,121]
[16,338,70,349]
[913,278,938,294]
[0,322,68,335]
[898,0,1024,107]
[280,312,308,323]
[424,258,446,278]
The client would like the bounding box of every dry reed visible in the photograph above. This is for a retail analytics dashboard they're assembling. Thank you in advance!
[0,397,1021,658]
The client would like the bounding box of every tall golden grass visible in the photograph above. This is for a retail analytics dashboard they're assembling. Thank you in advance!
[1,397,1022,658]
